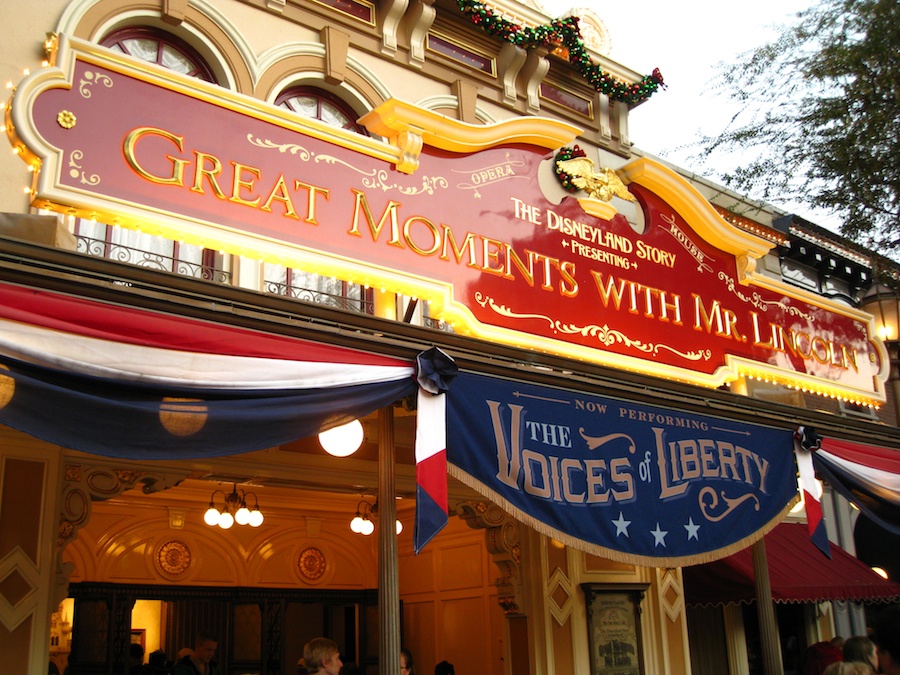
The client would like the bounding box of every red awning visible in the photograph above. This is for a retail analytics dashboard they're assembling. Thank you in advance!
[684,522,900,606]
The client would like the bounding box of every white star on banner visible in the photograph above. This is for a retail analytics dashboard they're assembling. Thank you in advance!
[651,523,668,547]
[612,512,631,537]
[684,517,700,541]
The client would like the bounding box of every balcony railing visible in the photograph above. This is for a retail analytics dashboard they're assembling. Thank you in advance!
[74,233,458,328]
[263,279,374,315]
[75,234,231,284]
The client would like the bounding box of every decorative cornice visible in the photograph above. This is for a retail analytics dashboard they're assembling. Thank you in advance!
[56,462,187,602]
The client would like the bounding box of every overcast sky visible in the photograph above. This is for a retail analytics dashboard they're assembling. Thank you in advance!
[536,0,841,231]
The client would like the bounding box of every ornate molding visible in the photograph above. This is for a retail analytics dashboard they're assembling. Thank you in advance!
[497,42,527,105]
[408,0,437,67]
[521,49,550,113]
[381,0,411,54]
[457,500,524,616]
[56,462,188,602]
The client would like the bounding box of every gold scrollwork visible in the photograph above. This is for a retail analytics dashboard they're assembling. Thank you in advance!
[245,135,448,195]
[79,70,114,98]
[246,134,311,159]
[474,292,712,362]
[67,150,101,186]
[698,486,760,522]
[717,273,814,320]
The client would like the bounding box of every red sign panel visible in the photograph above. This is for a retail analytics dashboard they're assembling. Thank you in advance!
[7,36,886,403]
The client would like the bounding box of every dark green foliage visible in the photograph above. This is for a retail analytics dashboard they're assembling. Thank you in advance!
[695,0,900,252]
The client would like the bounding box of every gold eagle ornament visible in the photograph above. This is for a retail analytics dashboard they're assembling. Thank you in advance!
[555,157,636,203]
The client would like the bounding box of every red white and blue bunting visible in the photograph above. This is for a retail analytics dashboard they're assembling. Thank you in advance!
[812,435,900,536]
[0,282,451,552]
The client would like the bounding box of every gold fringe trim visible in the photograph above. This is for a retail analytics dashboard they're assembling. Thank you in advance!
[448,462,801,568]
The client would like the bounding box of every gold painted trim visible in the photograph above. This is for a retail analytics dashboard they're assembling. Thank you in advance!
[6,38,883,404]
[619,158,774,265]
[575,197,617,221]
[7,34,401,174]
[360,98,582,154]
[426,30,498,78]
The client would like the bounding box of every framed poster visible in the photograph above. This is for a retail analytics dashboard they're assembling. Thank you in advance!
[582,584,649,675]
[130,629,145,650]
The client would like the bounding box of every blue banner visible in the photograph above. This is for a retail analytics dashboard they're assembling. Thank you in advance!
[447,372,797,565]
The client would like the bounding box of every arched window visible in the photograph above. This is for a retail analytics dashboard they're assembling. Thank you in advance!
[267,87,373,313]
[74,32,223,281]
[275,86,369,135]
[100,27,217,83]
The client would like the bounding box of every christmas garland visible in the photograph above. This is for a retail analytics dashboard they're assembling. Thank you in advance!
[554,145,586,192]
[456,0,664,105]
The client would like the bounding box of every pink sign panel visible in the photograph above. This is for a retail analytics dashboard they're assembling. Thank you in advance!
[8,39,885,401]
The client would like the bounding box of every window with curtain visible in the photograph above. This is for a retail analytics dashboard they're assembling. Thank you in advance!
[266,86,373,313]
[72,28,224,281]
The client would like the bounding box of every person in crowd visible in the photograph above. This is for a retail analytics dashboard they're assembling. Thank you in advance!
[172,630,222,675]
[298,657,309,675]
[434,661,454,675]
[303,637,343,675]
[823,663,873,675]
[400,647,414,675]
[871,606,900,675]
[842,635,878,674]
[803,640,843,675]
[128,642,145,674]
[143,649,171,674]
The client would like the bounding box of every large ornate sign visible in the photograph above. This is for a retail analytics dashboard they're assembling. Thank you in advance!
[447,371,798,565]
[6,35,887,403]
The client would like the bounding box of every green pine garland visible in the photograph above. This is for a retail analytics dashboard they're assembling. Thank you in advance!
[456,0,664,105]
[554,145,587,192]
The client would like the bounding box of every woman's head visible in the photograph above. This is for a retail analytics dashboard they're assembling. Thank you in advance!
[823,662,873,675]
[400,648,414,675]
[844,635,878,672]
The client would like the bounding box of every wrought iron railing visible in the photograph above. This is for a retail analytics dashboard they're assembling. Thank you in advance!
[75,234,231,284]
[74,234,458,327]
[263,280,374,315]
[423,315,455,333]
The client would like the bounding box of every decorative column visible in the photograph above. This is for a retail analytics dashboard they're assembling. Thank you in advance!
[378,406,400,675]
[752,539,783,675]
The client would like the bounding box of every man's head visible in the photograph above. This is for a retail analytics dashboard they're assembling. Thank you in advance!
[192,631,218,665]
[434,661,454,675]
[872,606,900,675]
[303,637,342,675]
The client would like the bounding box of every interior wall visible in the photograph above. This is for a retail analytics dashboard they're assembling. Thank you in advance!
[398,514,504,675]
[64,481,381,590]
[0,428,63,675]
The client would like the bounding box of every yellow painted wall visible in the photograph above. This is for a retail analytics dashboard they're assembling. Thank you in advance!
[399,515,505,675]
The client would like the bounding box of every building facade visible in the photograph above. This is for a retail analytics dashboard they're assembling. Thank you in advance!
[1,1,898,675]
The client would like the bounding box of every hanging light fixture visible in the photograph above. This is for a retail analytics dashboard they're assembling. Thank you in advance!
[349,498,402,536]
[318,419,365,457]
[350,499,376,536]
[204,483,264,529]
